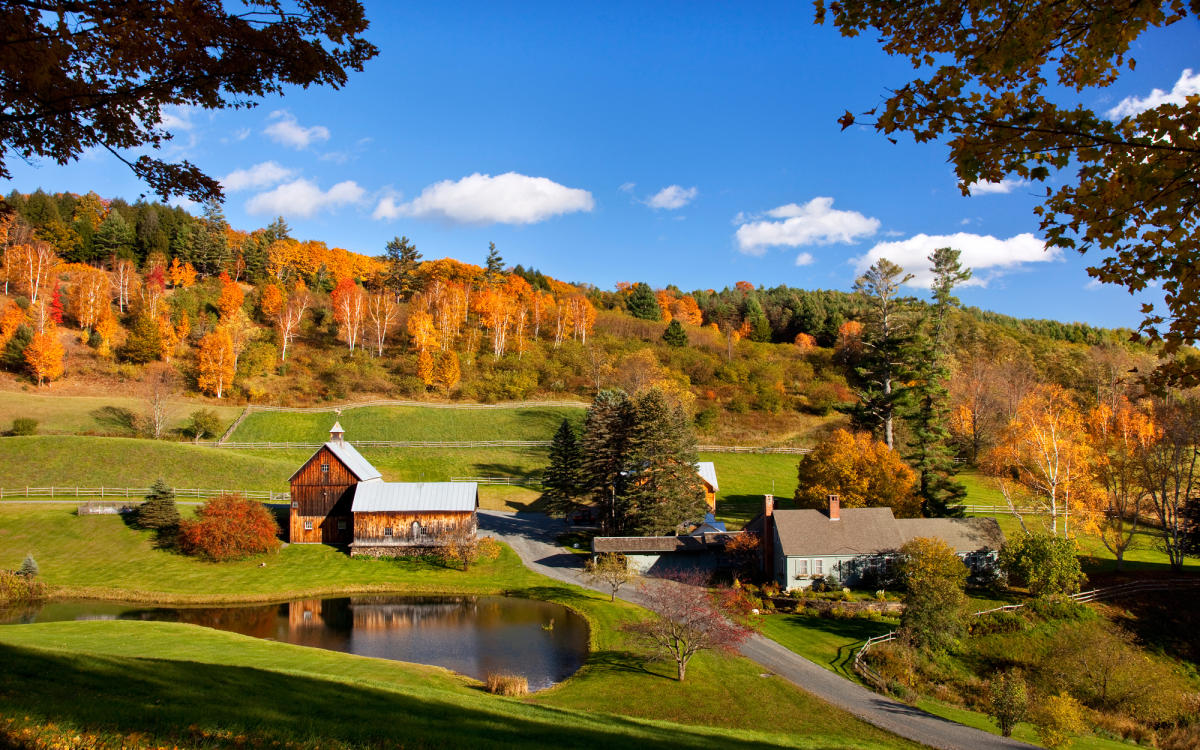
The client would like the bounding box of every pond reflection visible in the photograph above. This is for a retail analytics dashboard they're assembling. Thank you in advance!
[1,595,589,690]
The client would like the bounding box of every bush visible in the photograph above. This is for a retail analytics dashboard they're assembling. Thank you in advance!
[18,554,38,578]
[9,418,37,436]
[1025,594,1093,622]
[1000,531,1086,596]
[177,493,281,561]
[970,610,1027,636]
[485,673,529,696]
[1031,693,1086,750]
[0,569,46,603]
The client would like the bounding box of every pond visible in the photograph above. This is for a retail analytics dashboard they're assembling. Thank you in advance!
[0,595,589,690]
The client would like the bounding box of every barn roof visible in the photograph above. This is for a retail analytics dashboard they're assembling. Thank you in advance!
[352,482,477,513]
[288,440,383,483]
[696,462,719,491]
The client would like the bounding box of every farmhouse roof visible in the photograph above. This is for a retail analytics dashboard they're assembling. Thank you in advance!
[773,507,906,557]
[288,440,383,483]
[897,517,1005,552]
[696,461,719,491]
[352,482,478,513]
[593,536,709,554]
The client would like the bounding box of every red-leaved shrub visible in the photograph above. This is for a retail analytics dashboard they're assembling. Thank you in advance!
[177,493,281,561]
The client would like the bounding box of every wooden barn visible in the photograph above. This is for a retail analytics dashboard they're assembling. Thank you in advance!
[288,423,478,556]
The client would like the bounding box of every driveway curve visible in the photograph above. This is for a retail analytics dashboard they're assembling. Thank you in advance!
[479,510,1037,750]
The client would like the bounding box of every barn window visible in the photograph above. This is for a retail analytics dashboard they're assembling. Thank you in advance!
[337,519,347,531]
[411,521,422,538]
[291,500,298,509]
[321,463,330,473]
[384,527,393,537]
[303,520,313,530]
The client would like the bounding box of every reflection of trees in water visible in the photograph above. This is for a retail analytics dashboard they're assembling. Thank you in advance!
[121,604,282,640]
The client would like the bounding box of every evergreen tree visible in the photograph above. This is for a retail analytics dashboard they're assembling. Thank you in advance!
[543,419,583,517]
[191,199,230,275]
[579,389,634,532]
[2,325,33,372]
[384,235,423,300]
[906,247,970,517]
[626,282,662,321]
[624,388,707,535]
[93,210,136,261]
[485,242,504,282]
[135,478,181,532]
[661,319,688,347]
[18,553,38,578]
[744,297,772,342]
[118,314,163,364]
[842,259,913,448]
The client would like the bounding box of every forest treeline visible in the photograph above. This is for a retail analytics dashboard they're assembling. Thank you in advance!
[0,188,1192,448]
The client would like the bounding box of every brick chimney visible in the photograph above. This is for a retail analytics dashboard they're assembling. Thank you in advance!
[761,494,775,577]
[828,494,840,521]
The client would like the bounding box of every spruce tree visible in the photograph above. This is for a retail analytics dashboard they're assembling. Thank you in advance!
[624,389,707,536]
[661,319,688,347]
[626,282,662,321]
[579,389,634,532]
[136,478,181,531]
[18,553,38,578]
[384,236,423,300]
[118,313,163,364]
[543,419,583,517]
[485,242,504,282]
[842,259,913,448]
[906,248,970,517]
[744,297,772,342]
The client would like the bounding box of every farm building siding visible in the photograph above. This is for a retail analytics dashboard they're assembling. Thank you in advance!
[289,445,359,544]
[350,511,475,556]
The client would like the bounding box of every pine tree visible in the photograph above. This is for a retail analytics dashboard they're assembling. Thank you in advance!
[744,296,772,342]
[624,388,707,535]
[661,319,688,347]
[843,259,913,448]
[136,479,181,531]
[485,242,504,283]
[119,313,163,364]
[580,389,634,532]
[543,419,583,517]
[192,199,231,276]
[384,236,422,300]
[906,247,970,517]
[18,553,38,578]
[626,282,662,321]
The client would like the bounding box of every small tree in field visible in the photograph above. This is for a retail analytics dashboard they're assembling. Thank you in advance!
[986,670,1029,738]
[583,553,634,601]
[622,571,749,681]
[1032,693,1086,750]
[434,526,500,571]
[18,554,38,578]
[185,408,222,443]
[999,531,1085,597]
[136,479,180,533]
[898,536,967,652]
[177,493,281,561]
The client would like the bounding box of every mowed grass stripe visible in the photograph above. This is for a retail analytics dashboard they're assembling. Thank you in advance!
[231,404,585,443]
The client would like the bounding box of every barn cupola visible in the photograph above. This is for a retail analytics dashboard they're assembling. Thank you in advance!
[329,421,346,446]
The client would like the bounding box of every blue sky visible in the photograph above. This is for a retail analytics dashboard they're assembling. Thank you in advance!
[5,1,1198,330]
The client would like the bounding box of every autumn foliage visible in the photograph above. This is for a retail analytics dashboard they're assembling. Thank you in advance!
[794,429,919,517]
[24,328,64,386]
[177,493,281,561]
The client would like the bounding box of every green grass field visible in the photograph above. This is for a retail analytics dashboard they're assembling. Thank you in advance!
[0,390,243,436]
[231,404,585,442]
[0,506,916,750]
[759,612,896,680]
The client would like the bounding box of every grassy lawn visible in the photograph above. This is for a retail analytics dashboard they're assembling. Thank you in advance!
[0,390,242,436]
[232,404,585,442]
[759,612,896,681]
[0,507,917,750]
[704,451,801,528]
[915,699,1137,750]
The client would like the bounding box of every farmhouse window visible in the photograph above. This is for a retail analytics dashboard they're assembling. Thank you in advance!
[384,527,393,537]
[304,520,313,530]
[796,559,808,576]
[321,463,330,473]
[814,558,824,575]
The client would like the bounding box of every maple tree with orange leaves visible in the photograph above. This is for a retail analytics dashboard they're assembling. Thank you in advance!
[24,328,64,387]
[196,328,235,398]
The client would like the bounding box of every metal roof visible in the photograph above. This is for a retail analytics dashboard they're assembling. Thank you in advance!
[352,481,478,513]
[324,440,382,482]
[695,462,719,491]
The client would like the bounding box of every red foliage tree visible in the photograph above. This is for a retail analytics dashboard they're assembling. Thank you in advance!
[622,571,750,681]
[177,493,281,561]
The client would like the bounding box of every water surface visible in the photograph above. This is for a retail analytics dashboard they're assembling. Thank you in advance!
[1,595,588,690]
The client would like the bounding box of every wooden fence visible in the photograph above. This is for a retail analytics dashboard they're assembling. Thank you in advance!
[209,439,812,453]
[854,578,1200,688]
[450,476,543,486]
[0,486,285,501]
[234,398,588,415]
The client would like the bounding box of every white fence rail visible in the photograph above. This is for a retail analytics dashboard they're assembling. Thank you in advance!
[854,578,1200,687]
[0,486,284,501]
[235,399,588,415]
[211,440,553,449]
[697,445,812,454]
[450,476,542,486]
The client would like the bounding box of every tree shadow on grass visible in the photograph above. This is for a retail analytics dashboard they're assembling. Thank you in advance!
[90,406,140,436]
[0,641,785,749]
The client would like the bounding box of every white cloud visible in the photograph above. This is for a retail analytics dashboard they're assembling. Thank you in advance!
[166,195,199,213]
[263,110,331,149]
[372,191,405,221]
[618,182,637,193]
[1108,69,1200,119]
[246,178,364,217]
[854,232,1062,288]
[968,177,1028,195]
[734,197,880,255]
[646,185,698,210]
[221,161,296,192]
[794,252,815,267]
[159,106,195,132]
[379,172,594,224]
